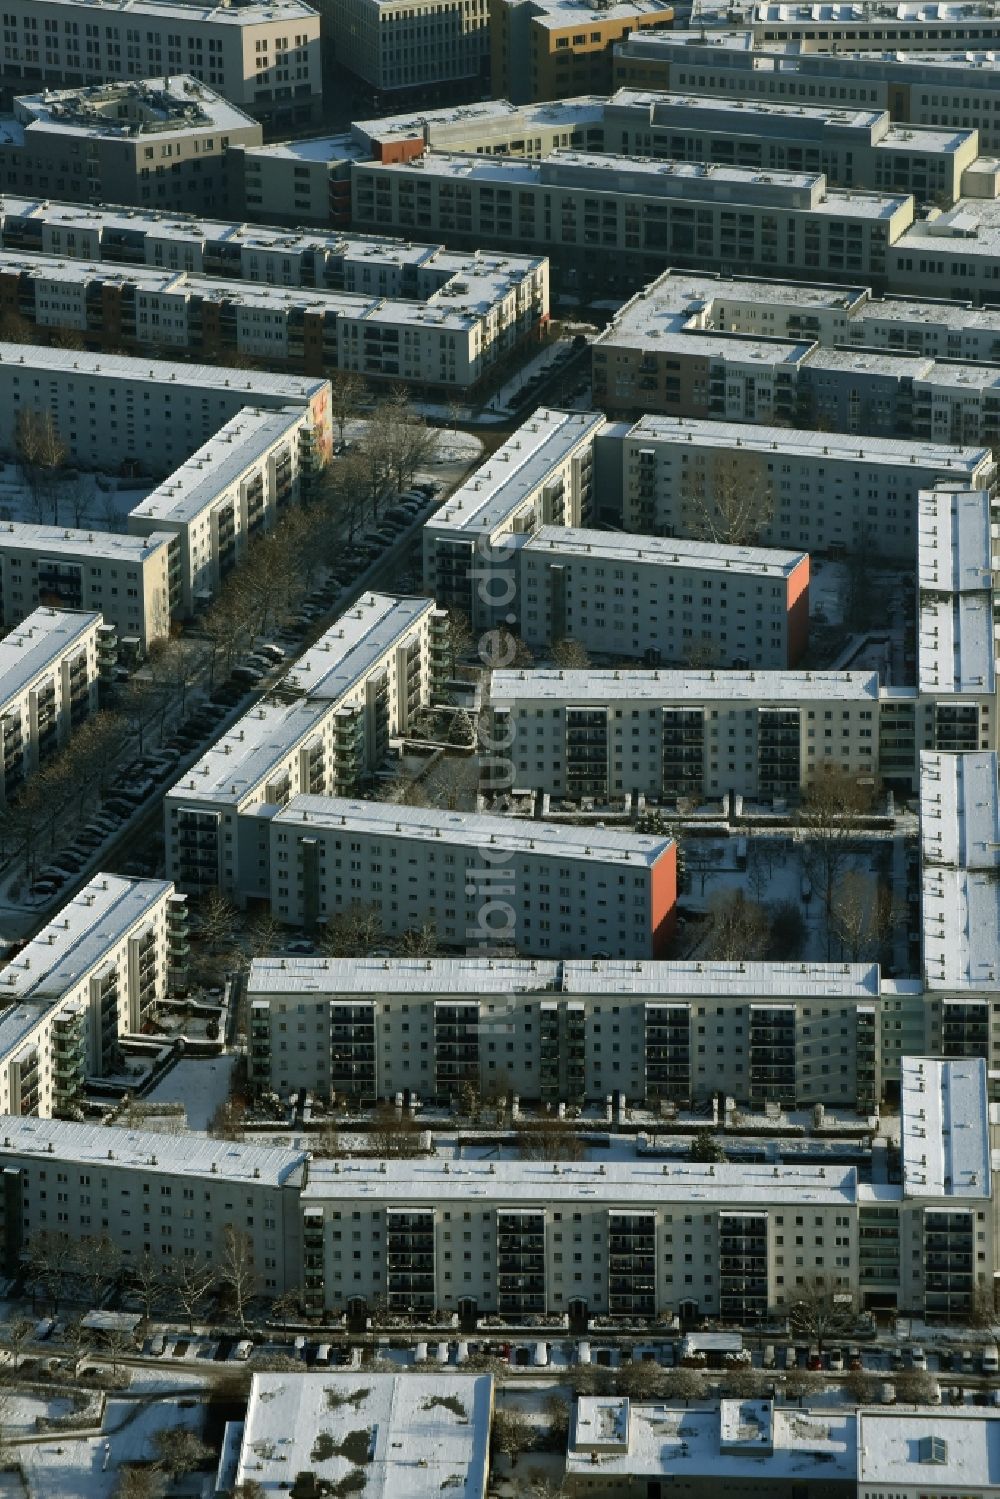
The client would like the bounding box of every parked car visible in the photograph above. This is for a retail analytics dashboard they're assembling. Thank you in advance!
[982,1345,999,1375]
[910,1347,927,1370]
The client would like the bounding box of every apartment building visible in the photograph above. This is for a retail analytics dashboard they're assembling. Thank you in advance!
[693,0,1000,51]
[612,32,1000,156]
[0,345,332,477]
[0,1117,306,1288]
[516,527,810,667]
[321,0,490,95]
[0,1054,988,1320]
[0,0,322,128]
[599,90,980,205]
[614,414,994,559]
[127,406,317,617]
[0,248,549,398]
[490,667,880,802]
[0,608,106,802]
[0,525,172,655]
[266,795,678,957]
[165,595,448,894]
[0,77,261,216]
[422,407,604,624]
[490,0,674,106]
[920,751,1000,1067]
[0,875,187,1119]
[593,271,1000,448]
[246,954,881,1111]
[351,149,915,296]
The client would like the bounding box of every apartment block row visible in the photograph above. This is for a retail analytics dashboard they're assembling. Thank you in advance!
[0,77,262,218]
[352,148,915,297]
[593,268,1000,445]
[613,29,1000,157]
[0,608,110,803]
[516,528,810,668]
[0,344,331,480]
[0,1055,990,1323]
[164,594,448,895]
[0,0,322,127]
[0,248,549,397]
[0,875,187,1119]
[689,0,1000,53]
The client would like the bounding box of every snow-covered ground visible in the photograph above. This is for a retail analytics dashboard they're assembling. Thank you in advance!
[15,1394,206,1499]
[342,419,482,492]
[143,1055,235,1134]
[0,463,154,533]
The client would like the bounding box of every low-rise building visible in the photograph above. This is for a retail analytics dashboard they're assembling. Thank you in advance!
[422,407,604,624]
[267,795,677,956]
[165,594,447,894]
[127,406,318,617]
[231,1373,493,1499]
[0,0,322,130]
[352,148,914,297]
[322,0,491,96]
[566,1397,856,1497]
[856,1409,1000,1499]
[0,608,107,802]
[0,77,261,216]
[0,875,187,1118]
[490,666,879,802]
[517,526,809,667]
[0,344,332,477]
[246,954,881,1111]
[490,0,674,105]
[0,525,172,655]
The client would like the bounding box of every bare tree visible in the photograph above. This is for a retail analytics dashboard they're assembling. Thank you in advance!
[396,922,441,958]
[379,390,439,494]
[196,888,238,954]
[617,1360,667,1399]
[831,870,902,963]
[114,1469,164,1499]
[4,1317,34,1376]
[369,1100,422,1159]
[127,1250,170,1324]
[720,1367,770,1399]
[894,1369,940,1404]
[218,1226,258,1331]
[26,1228,79,1312]
[702,890,769,962]
[788,1276,857,1354]
[799,768,874,959]
[784,1369,821,1406]
[444,610,475,677]
[550,637,590,671]
[491,1406,532,1467]
[682,449,775,547]
[169,1256,215,1332]
[317,900,384,958]
[328,370,366,447]
[515,1119,585,1162]
[662,1368,705,1406]
[845,1370,882,1405]
[75,1232,123,1308]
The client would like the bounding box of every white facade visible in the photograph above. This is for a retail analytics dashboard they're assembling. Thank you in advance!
[246,954,881,1111]
[165,595,447,895]
[0,524,172,653]
[0,0,322,125]
[0,607,104,802]
[128,405,315,616]
[0,1115,305,1291]
[490,666,880,802]
[517,526,809,667]
[0,875,186,1118]
[0,344,332,477]
[266,794,677,957]
[422,407,604,625]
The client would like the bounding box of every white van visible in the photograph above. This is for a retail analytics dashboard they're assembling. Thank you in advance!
[532,1341,549,1368]
[982,1345,999,1375]
[232,1340,253,1362]
[576,1341,592,1365]
[414,1342,428,1364]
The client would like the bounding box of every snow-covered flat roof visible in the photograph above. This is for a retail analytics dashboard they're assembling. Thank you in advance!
[0,607,99,706]
[131,406,305,527]
[491,666,879,703]
[273,795,672,867]
[569,1400,856,1482]
[523,525,806,577]
[282,594,435,700]
[166,698,333,807]
[0,1114,307,1188]
[857,1410,1000,1492]
[0,521,171,563]
[920,751,1000,989]
[303,1156,859,1206]
[0,875,171,1005]
[235,1373,492,1499]
[246,955,880,999]
[429,408,605,538]
[0,342,327,403]
[900,1056,990,1199]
